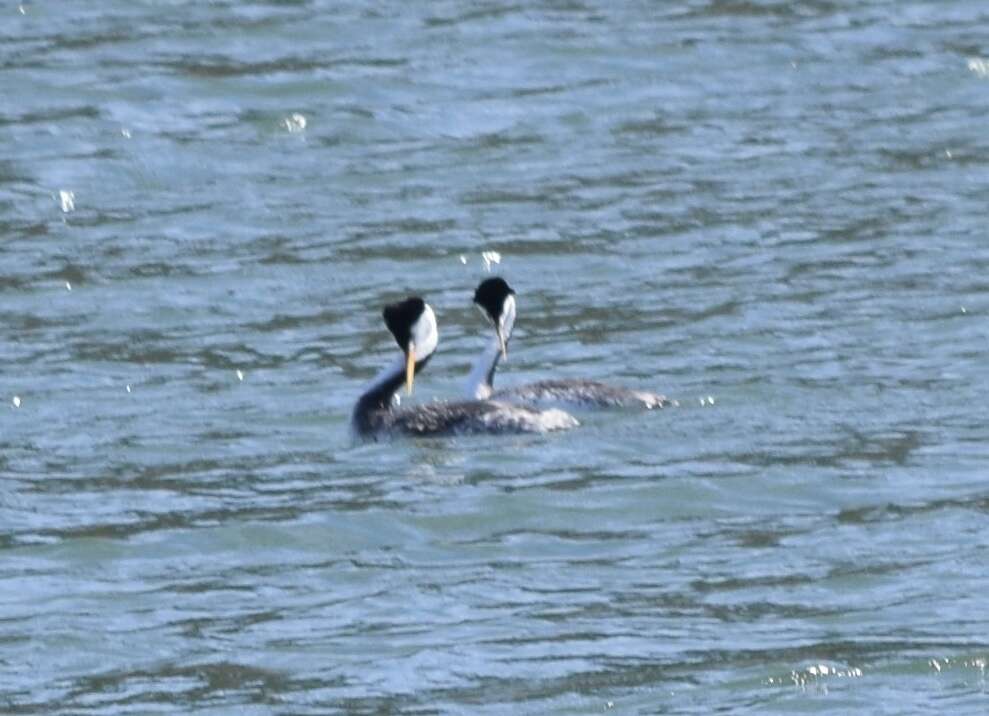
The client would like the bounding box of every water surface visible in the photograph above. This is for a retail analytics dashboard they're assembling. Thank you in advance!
[3,0,989,712]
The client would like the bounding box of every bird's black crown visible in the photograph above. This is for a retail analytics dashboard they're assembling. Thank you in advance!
[473,277,514,322]
[382,297,426,351]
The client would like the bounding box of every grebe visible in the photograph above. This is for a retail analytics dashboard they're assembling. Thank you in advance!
[466,278,668,409]
[351,296,578,439]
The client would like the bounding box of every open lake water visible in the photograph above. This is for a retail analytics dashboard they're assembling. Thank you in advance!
[2,0,989,712]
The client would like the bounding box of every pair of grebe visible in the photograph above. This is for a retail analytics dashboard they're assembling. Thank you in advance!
[351,278,667,439]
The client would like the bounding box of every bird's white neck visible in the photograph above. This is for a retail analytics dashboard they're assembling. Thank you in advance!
[465,295,515,400]
[465,338,501,400]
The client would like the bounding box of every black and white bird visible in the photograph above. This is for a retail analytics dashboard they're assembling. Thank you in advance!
[351,296,578,439]
[466,278,668,409]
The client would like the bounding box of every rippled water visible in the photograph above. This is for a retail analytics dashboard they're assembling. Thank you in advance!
[3,0,989,712]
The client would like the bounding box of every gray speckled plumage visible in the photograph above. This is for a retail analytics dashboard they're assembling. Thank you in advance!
[468,279,670,411]
[363,399,578,438]
[492,379,668,410]
[354,297,579,440]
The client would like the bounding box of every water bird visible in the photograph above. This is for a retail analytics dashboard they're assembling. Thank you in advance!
[467,278,668,409]
[351,296,579,439]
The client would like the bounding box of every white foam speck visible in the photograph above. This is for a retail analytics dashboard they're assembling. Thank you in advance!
[65,281,72,291]
[126,385,132,393]
[236,370,244,381]
[482,251,501,272]
[459,255,467,264]
[945,149,952,159]
[968,57,989,78]
[12,396,21,408]
[283,113,307,133]
[121,128,132,139]
[59,190,75,213]
[961,306,967,313]
[18,4,26,14]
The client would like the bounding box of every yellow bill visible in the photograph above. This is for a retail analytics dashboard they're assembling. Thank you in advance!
[405,343,416,395]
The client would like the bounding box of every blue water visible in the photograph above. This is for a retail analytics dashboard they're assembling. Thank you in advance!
[3,0,989,712]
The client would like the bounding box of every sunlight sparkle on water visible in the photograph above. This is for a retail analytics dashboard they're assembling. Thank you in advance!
[968,58,989,77]
[283,113,307,133]
[59,190,75,213]
[766,663,863,688]
[482,251,501,271]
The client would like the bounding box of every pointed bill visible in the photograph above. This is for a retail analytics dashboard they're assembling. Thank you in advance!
[405,343,416,395]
